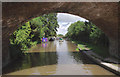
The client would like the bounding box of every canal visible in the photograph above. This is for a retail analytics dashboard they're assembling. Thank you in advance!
[3,40,114,75]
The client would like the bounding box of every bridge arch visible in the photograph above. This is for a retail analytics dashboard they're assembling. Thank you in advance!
[2,2,119,67]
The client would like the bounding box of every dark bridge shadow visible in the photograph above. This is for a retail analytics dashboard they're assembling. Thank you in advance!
[2,51,96,75]
[2,52,58,74]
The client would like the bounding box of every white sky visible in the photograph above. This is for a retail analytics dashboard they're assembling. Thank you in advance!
[57,13,88,35]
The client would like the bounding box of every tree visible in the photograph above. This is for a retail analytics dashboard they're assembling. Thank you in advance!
[10,13,59,51]
[66,21,109,46]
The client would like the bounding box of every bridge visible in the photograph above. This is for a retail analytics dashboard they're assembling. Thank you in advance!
[2,2,119,67]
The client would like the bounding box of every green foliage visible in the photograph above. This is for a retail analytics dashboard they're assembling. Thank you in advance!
[73,40,109,58]
[10,13,59,51]
[10,22,32,50]
[67,21,109,58]
[66,21,109,46]
[66,21,89,42]
[57,34,64,37]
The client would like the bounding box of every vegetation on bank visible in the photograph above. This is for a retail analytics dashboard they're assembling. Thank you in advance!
[73,40,109,58]
[57,34,64,37]
[66,21,109,58]
[9,13,59,55]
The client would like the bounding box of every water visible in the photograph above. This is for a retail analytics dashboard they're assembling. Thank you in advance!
[3,40,114,75]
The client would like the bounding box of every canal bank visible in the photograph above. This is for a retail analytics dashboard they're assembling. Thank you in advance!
[80,50,120,76]
[71,40,120,76]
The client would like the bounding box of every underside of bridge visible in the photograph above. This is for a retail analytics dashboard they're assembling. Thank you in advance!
[2,2,119,67]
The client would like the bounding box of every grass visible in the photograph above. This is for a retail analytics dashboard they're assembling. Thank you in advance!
[72,40,109,58]
[86,43,109,58]
[72,41,91,50]
[77,44,91,50]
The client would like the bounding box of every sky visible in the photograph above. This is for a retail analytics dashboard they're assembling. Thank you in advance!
[57,13,88,36]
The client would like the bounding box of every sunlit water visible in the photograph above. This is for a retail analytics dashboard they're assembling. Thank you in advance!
[3,40,114,75]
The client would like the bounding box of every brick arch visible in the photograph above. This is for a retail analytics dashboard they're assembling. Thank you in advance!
[2,2,119,67]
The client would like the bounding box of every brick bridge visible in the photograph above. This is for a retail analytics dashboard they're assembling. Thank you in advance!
[2,2,119,67]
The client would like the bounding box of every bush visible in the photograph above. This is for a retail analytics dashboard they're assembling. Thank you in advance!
[9,13,59,52]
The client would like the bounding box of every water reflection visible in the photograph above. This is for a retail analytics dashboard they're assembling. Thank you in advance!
[3,52,58,74]
[3,40,114,75]
[56,40,78,64]
[42,43,47,48]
